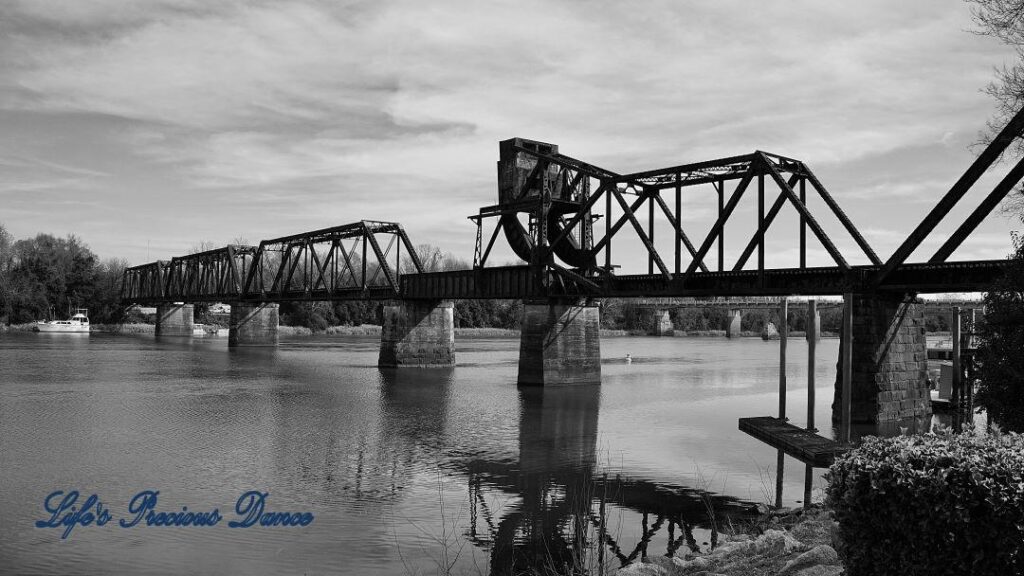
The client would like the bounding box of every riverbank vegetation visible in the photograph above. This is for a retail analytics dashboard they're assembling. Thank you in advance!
[974,226,1024,431]
[827,430,1024,576]
[0,224,126,324]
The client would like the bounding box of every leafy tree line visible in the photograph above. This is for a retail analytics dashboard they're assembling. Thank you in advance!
[975,228,1024,431]
[964,0,1024,432]
[0,224,126,325]
[599,302,846,333]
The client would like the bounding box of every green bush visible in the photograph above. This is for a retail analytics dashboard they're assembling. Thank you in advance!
[825,432,1024,576]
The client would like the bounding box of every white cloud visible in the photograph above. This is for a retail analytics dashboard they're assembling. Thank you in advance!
[0,0,1020,263]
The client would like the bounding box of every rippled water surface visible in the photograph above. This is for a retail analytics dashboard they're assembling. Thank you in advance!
[2,331,856,575]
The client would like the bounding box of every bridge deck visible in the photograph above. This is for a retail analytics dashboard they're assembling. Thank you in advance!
[738,416,849,467]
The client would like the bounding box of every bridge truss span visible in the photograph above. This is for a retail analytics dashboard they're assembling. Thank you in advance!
[470,137,885,299]
[242,220,422,302]
[121,221,423,305]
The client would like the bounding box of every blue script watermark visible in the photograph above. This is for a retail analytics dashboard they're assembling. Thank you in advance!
[36,490,314,539]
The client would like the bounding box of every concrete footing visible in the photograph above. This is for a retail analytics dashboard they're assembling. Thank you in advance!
[155,303,194,337]
[833,293,930,423]
[229,303,279,347]
[518,301,601,386]
[378,300,455,367]
[726,309,742,338]
[648,309,674,336]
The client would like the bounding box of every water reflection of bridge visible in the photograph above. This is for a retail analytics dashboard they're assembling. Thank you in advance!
[452,386,756,575]
[372,370,765,574]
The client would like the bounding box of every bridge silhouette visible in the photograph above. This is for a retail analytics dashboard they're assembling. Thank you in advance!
[121,108,1024,430]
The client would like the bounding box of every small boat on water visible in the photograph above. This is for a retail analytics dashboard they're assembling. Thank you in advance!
[35,308,90,333]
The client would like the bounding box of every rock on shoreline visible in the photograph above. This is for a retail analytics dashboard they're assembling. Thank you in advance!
[615,507,843,576]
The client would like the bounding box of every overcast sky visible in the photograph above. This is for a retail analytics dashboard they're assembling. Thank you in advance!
[1,0,1021,272]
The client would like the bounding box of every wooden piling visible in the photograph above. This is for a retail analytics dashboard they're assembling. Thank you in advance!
[803,464,813,510]
[952,306,962,410]
[841,293,853,444]
[598,472,607,572]
[775,449,784,509]
[807,299,817,431]
[779,298,788,420]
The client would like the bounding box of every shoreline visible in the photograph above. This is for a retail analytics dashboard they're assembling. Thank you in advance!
[2,322,845,338]
[0,321,848,339]
[618,505,842,576]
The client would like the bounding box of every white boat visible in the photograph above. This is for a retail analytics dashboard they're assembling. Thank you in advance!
[35,309,90,333]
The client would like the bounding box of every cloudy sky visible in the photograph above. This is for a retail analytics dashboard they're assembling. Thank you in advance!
[1,0,1021,272]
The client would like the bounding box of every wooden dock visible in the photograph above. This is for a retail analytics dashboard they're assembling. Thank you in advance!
[739,417,849,467]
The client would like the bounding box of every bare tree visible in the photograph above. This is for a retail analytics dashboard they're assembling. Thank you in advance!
[187,240,219,254]
[406,243,470,273]
[967,1,1024,213]
[413,243,444,272]
[969,0,1024,152]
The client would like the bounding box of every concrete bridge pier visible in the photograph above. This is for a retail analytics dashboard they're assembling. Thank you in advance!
[648,309,674,336]
[229,303,279,347]
[378,300,455,367]
[725,309,742,338]
[155,303,194,337]
[833,293,929,424]
[518,300,601,386]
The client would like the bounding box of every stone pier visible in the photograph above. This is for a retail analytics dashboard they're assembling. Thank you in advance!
[229,303,279,347]
[155,303,194,337]
[833,293,930,424]
[518,300,601,386]
[725,309,743,338]
[648,309,674,336]
[378,300,455,367]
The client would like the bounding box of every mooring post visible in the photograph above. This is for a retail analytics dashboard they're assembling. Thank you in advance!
[841,293,853,443]
[598,472,607,572]
[807,299,817,431]
[969,308,977,349]
[775,449,785,509]
[952,306,962,410]
[967,308,976,412]
[803,464,813,510]
[779,297,788,420]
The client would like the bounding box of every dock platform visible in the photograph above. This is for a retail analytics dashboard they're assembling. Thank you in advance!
[739,417,849,467]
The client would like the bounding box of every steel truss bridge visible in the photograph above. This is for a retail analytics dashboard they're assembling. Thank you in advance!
[122,108,1024,305]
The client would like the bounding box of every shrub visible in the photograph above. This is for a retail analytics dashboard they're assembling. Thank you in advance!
[825,432,1024,576]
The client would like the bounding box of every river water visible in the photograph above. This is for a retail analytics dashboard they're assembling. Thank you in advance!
[0,331,929,575]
